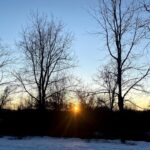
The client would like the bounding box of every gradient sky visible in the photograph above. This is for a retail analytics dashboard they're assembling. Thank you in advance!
[0,0,149,109]
[0,0,102,84]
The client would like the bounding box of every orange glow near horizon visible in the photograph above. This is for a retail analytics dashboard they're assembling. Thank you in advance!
[73,105,80,114]
[74,106,79,112]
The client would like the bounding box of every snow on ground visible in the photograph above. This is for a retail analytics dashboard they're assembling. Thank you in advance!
[0,137,150,150]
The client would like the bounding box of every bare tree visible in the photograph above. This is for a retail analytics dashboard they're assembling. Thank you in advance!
[0,86,13,109]
[95,61,117,110]
[0,43,12,109]
[92,0,150,111]
[75,87,96,110]
[47,73,69,110]
[15,13,73,110]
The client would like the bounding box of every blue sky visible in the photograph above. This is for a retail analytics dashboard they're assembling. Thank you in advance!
[0,0,149,108]
[0,0,103,84]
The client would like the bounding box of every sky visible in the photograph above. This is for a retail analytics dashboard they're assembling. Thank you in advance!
[0,0,102,84]
[0,0,150,109]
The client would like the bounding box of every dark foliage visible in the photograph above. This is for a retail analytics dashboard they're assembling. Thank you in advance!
[0,108,150,141]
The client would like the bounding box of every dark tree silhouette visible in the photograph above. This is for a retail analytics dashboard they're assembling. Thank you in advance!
[76,89,95,110]
[47,73,69,110]
[92,0,150,112]
[0,43,12,109]
[15,13,73,110]
[95,61,117,111]
[0,86,12,109]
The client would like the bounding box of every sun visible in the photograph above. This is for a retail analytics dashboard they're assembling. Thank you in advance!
[73,105,80,113]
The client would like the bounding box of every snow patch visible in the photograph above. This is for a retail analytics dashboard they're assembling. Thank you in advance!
[0,137,149,150]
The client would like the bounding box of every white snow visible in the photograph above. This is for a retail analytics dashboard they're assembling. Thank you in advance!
[0,137,149,150]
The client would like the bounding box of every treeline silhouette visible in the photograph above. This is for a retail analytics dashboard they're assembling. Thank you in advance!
[0,107,150,141]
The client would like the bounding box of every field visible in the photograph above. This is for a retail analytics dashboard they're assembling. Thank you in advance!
[0,137,150,150]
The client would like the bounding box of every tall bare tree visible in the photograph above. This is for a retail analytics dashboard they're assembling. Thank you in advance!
[92,0,150,111]
[15,13,73,110]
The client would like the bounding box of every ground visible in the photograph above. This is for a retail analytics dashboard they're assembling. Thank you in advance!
[0,137,150,150]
